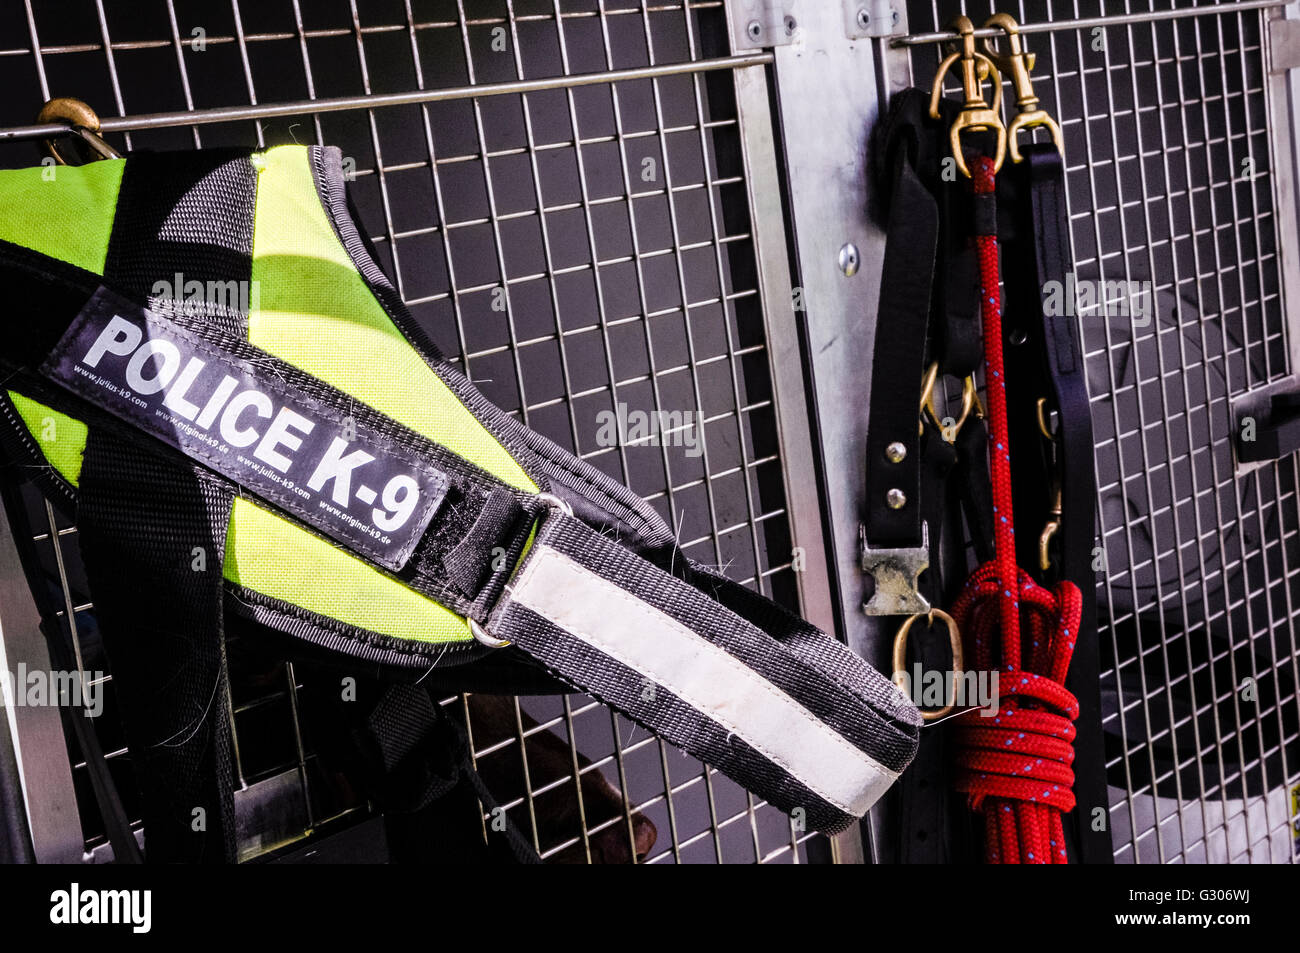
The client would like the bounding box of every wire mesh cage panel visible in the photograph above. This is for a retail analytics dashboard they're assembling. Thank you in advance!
[906,0,1300,863]
[0,1,824,863]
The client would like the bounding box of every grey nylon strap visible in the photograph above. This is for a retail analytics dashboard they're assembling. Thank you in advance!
[488,511,921,834]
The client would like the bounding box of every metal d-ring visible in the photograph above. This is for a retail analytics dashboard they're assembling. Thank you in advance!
[37,97,120,165]
[891,608,964,721]
[469,491,574,648]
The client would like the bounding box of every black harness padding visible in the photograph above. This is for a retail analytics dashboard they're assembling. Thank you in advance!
[0,145,923,855]
[998,143,1109,865]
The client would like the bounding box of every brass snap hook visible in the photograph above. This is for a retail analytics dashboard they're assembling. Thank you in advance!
[37,97,120,165]
[1038,481,1063,572]
[892,608,964,721]
[980,13,1064,163]
[928,15,1006,178]
[921,364,982,443]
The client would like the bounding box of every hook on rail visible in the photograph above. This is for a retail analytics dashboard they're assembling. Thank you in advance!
[928,16,1006,178]
[37,98,120,164]
[980,14,1064,163]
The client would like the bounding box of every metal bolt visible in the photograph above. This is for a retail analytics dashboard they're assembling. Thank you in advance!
[838,242,860,277]
[886,488,907,509]
[885,442,907,463]
[857,9,870,29]
[747,20,763,41]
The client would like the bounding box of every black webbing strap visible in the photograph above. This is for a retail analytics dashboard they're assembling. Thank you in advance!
[349,682,540,864]
[999,143,1108,864]
[78,438,237,863]
[863,92,941,551]
[894,428,958,862]
[487,511,921,834]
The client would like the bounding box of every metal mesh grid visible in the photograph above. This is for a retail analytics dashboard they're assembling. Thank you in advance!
[0,0,820,864]
[907,0,1300,863]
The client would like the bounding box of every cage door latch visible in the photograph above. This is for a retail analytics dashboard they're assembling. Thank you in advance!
[1234,376,1300,466]
[1269,18,1300,73]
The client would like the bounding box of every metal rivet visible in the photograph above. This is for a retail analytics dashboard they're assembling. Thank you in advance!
[784,15,797,36]
[886,488,907,509]
[1009,327,1028,346]
[886,441,907,463]
[892,10,900,25]
[838,242,860,277]
[747,20,763,41]
[857,9,870,29]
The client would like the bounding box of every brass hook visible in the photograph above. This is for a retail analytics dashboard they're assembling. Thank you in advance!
[980,13,1064,163]
[1035,395,1064,570]
[1035,396,1057,441]
[929,15,1006,178]
[1038,481,1063,572]
[921,364,981,443]
[892,608,964,722]
[918,361,938,437]
[37,97,120,165]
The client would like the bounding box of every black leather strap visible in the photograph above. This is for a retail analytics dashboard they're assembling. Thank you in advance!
[863,91,941,548]
[999,143,1109,865]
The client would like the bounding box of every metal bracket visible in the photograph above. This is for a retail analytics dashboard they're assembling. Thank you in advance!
[1230,373,1300,474]
[843,0,903,40]
[859,522,931,616]
[1270,17,1300,73]
[726,0,799,52]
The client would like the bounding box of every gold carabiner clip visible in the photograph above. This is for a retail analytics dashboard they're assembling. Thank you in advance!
[929,15,1006,179]
[923,370,982,443]
[37,97,120,165]
[892,608,964,722]
[1038,481,1063,572]
[980,13,1064,163]
[1034,396,1064,571]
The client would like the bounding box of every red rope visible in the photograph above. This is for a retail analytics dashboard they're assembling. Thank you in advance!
[951,155,1083,864]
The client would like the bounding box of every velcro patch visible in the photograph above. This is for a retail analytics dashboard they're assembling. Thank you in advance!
[42,286,447,571]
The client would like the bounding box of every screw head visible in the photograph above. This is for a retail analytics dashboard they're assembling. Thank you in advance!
[838,242,860,277]
[747,20,763,41]
[886,488,907,509]
[885,441,907,463]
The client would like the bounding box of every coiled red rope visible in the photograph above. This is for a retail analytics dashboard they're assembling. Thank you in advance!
[951,156,1083,864]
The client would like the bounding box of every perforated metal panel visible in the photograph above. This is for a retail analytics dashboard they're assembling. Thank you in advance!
[905,0,1300,863]
[0,1,828,864]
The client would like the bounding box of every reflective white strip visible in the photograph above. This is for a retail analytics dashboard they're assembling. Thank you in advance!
[509,545,899,817]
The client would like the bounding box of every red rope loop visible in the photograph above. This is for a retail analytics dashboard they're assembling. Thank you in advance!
[950,155,1083,864]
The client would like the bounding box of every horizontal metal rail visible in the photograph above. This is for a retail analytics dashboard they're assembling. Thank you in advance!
[893,0,1285,46]
[0,52,772,142]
